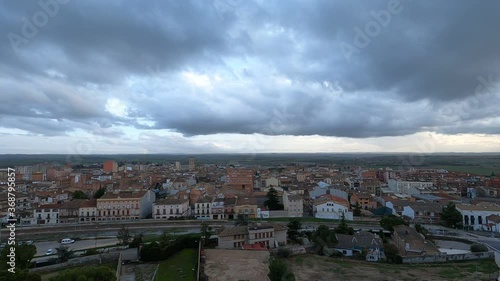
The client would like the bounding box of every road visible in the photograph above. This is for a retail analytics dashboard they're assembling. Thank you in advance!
[424,224,500,267]
[34,238,119,256]
[32,238,119,263]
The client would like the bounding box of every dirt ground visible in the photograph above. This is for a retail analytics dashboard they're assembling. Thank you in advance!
[286,254,499,281]
[203,249,270,281]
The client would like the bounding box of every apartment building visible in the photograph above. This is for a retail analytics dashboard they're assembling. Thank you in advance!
[97,190,155,221]
[388,180,433,195]
[283,191,303,217]
[194,197,213,220]
[227,168,255,193]
[103,160,118,173]
[211,198,225,220]
[457,203,500,231]
[79,199,97,222]
[153,197,190,219]
[402,202,443,225]
[234,197,258,219]
[34,204,60,224]
[350,192,378,210]
[217,223,288,249]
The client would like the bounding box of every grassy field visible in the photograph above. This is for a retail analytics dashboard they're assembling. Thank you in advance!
[429,165,500,176]
[39,262,117,281]
[286,254,498,281]
[156,249,197,281]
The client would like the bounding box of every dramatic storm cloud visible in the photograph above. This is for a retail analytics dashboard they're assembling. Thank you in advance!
[0,0,499,153]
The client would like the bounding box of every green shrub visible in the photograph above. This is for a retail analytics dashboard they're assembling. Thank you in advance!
[470,243,489,252]
[140,234,200,261]
[82,248,99,256]
[277,248,291,258]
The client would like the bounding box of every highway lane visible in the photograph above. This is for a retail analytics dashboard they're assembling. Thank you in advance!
[34,238,119,256]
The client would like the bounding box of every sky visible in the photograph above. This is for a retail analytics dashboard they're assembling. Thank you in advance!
[1,0,500,154]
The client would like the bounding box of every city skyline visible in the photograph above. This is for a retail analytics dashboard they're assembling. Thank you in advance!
[1,1,500,154]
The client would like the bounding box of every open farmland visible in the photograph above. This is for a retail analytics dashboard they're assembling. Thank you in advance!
[285,254,498,281]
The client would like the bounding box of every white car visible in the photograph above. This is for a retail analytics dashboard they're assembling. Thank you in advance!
[61,238,75,244]
[46,249,53,255]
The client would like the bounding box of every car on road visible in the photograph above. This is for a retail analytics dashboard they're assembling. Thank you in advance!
[61,238,75,244]
[46,249,53,255]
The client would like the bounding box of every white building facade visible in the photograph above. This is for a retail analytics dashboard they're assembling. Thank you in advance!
[153,198,190,219]
[34,204,60,224]
[456,204,500,231]
[314,196,353,220]
[388,180,433,195]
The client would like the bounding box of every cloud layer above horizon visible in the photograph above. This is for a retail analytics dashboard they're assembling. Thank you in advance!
[1,0,500,154]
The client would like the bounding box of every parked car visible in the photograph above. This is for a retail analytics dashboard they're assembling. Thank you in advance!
[46,249,53,255]
[61,238,75,244]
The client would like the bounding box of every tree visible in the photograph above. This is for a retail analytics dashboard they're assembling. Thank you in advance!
[378,230,388,243]
[117,225,131,245]
[470,243,488,252]
[83,248,99,256]
[72,190,88,199]
[48,266,116,281]
[287,218,302,242]
[441,202,462,228]
[353,202,362,216]
[415,223,429,238]
[93,187,106,199]
[312,225,337,248]
[334,213,354,235]
[0,244,37,270]
[55,246,75,263]
[264,187,283,210]
[234,214,249,226]
[383,243,402,264]
[129,233,143,248]
[268,257,295,281]
[380,215,408,232]
[200,223,213,246]
[158,230,174,249]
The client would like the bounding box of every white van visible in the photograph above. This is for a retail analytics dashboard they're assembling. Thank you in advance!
[61,238,75,244]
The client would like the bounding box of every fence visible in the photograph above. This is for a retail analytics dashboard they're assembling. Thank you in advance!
[402,252,494,263]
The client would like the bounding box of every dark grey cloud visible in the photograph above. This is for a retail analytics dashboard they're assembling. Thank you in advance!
[0,0,234,84]
[257,0,500,101]
[0,0,499,140]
